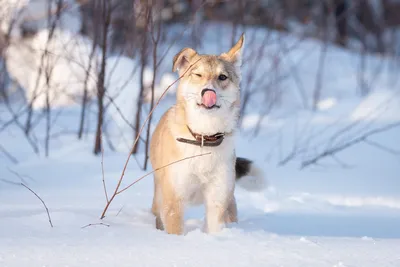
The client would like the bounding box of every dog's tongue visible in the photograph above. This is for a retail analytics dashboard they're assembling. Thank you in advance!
[202,90,217,108]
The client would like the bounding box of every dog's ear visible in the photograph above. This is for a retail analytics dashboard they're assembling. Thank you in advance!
[220,33,245,67]
[172,48,197,73]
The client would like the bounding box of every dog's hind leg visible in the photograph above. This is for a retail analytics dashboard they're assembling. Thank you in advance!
[224,195,238,224]
[204,170,235,233]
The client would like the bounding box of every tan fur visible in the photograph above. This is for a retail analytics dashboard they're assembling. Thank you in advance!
[150,34,245,235]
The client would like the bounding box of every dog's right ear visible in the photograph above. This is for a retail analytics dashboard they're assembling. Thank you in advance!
[172,48,197,73]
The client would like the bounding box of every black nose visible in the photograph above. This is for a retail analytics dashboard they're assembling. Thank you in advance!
[201,88,215,97]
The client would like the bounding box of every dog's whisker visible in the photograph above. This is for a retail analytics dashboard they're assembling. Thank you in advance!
[184,96,197,102]
[220,98,234,105]
[184,93,198,97]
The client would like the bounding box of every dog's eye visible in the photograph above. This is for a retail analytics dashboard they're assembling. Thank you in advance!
[193,73,202,78]
[218,74,228,81]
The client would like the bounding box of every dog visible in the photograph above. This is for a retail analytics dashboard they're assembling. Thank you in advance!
[149,34,266,235]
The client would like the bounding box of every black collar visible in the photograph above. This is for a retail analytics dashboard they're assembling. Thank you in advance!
[176,126,226,147]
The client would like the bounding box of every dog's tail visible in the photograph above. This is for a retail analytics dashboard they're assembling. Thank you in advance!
[235,157,267,192]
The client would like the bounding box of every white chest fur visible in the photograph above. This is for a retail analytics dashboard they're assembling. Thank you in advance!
[169,135,236,205]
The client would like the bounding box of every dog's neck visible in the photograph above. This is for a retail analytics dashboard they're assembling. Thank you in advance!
[175,100,239,137]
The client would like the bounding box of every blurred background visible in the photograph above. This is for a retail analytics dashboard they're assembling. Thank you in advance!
[1,0,399,168]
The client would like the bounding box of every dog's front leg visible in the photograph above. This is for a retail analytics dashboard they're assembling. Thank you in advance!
[160,170,185,235]
[204,167,235,233]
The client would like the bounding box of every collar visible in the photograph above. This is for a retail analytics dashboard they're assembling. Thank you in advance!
[176,126,227,147]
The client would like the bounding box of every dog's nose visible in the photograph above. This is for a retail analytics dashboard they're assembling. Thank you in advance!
[201,88,215,97]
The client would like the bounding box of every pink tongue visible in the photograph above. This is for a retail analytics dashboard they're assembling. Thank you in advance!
[202,91,217,107]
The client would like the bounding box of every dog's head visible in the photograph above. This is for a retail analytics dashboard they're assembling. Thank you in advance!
[172,34,245,135]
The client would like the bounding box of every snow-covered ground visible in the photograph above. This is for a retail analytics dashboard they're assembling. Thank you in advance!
[1,22,400,266]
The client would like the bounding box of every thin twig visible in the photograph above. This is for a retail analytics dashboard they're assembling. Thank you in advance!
[116,204,125,217]
[0,144,18,164]
[144,6,162,170]
[5,169,53,227]
[117,152,212,195]
[78,2,100,139]
[20,183,53,227]
[301,122,400,169]
[103,94,147,143]
[363,139,400,155]
[0,96,39,154]
[7,167,34,184]
[25,0,64,135]
[81,222,110,229]
[101,144,109,203]
[132,6,151,155]
[330,155,353,169]
[100,59,201,219]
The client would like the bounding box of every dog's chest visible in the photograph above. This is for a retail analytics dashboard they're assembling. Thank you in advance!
[170,137,235,201]
[178,137,234,175]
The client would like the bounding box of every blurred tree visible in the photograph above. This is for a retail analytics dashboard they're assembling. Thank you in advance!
[334,0,348,46]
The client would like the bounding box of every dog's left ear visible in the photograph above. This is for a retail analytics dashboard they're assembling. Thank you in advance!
[221,33,245,67]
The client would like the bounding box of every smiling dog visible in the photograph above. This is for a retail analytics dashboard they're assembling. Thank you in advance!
[149,34,266,235]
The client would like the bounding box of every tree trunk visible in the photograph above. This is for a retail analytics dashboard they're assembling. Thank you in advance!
[94,0,110,155]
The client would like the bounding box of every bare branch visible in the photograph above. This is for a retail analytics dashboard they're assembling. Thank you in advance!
[81,222,110,229]
[0,98,39,154]
[363,139,400,155]
[4,169,53,228]
[101,144,109,203]
[144,4,162,170]
[116,204,125,217]
[78,0,100,140]
[25,0,65,135]
[301,122,400,169]
[103,94,146,144]
[0,144,18,164]
[117,152,212,195]
[20,183,53,227]
[6,167,34,184]
[93,0,112,155]
[132,5,151,155]
[100,59,201,219]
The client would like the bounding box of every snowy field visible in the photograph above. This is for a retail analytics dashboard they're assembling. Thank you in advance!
[1,22,400,266]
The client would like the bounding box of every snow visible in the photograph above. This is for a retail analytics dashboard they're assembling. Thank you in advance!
[350,89,400,122]
[1,20,400,266]
[317,97,337,111]
[1,121,400,266]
